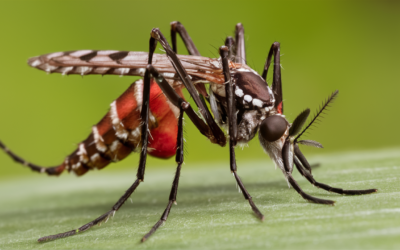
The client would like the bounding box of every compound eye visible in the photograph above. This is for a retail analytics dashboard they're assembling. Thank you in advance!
[260,115,288,142]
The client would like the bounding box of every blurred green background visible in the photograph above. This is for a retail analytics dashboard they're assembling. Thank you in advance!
[0,0,399,177]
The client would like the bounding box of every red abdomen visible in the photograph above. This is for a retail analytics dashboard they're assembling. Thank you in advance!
[62,79,183,176]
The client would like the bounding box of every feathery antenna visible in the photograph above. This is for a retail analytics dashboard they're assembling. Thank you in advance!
[295,90,339,142]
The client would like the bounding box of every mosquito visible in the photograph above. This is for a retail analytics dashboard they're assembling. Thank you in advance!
[0,21,377,242]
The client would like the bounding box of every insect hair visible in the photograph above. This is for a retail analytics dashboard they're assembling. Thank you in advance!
[295,90,339,142]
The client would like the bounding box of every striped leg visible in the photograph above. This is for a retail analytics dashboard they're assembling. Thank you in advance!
[170,21,211,103]
[142,30,234,240]
[0,140,65,176]
[142,105,185,242]
[37,52,154,243]
[150,28,226,146]
[220,46,264,221]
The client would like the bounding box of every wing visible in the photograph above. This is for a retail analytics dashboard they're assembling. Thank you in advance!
[28,50,226,84]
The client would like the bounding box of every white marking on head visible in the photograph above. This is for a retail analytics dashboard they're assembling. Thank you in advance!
[244,95,252,103]
[70,50,94,57]
[252,98,263,107]
[235,87,244,97]
[265,107,270,112]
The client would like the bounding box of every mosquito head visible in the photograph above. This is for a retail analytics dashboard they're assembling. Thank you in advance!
[259,115,288,142]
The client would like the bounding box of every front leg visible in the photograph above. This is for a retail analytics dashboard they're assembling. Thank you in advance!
[262,42,283,113]
[220,46,264,221]
[150,28,226,146]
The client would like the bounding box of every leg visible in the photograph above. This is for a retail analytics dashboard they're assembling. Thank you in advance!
[220,46,264,220]
[294,148,377,195]
[150,28,226,146]
[235,23,246,65]
[286,172,335,205]
[38,47,154,243]
[262,42,283,113]
[170,21,200,56]
[147,65,221,145]
[224,36,235,59]
[170,21,208,97]
[142,104,185,242]
[0,140,65,176]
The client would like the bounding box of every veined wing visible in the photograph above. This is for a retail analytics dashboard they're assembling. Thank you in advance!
[28,50,226,84]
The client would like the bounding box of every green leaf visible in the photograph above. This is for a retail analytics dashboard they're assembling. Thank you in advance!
[0,148,399,249]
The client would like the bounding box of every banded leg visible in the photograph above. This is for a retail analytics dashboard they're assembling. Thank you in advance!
[294,147,377,195]
[142,105,185,242]
[262,42,283,113]
[220,46,264,220]
[0,140,65,176]
[37,51,154,243]
[150,28,226,146]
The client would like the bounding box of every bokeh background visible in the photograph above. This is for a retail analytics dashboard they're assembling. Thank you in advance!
[0,0,399,177]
